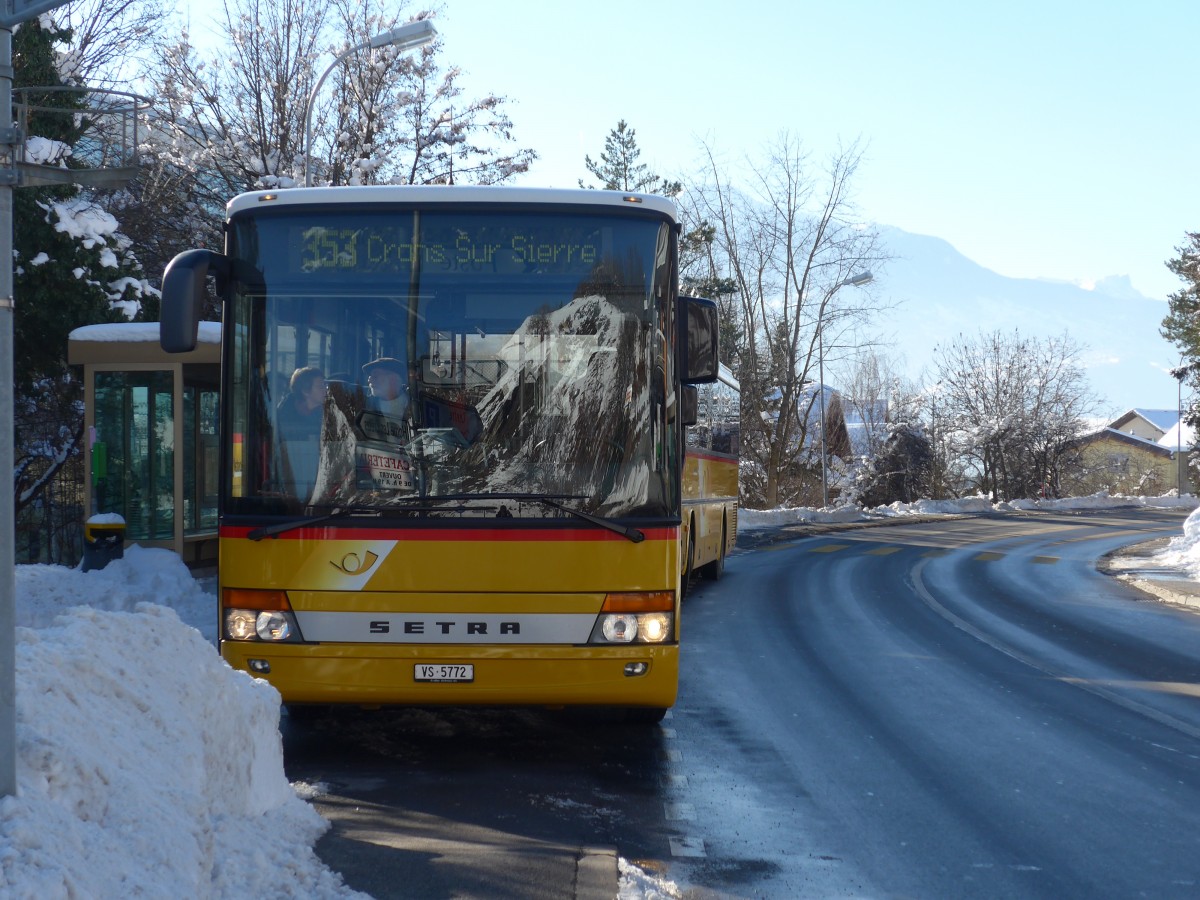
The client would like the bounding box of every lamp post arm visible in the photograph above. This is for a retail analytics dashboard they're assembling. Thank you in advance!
[304,38,370,187]
[302,20,436,188]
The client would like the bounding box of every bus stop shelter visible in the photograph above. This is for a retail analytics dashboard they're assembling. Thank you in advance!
[68,322,221,567]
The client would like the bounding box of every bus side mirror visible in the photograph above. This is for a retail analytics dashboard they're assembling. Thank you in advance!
[680,385,699,427]
[161,249,228,353]
[682,295,719,384]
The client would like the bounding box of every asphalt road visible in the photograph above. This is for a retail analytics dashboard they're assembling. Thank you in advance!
[284,507,1200,898]
[669,507,1200,897]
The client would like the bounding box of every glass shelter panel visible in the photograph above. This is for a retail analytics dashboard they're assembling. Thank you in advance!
[184,384,220,533]
[93,370,175,540]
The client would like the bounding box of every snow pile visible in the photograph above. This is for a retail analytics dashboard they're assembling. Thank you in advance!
[14,545,213,638]
[1003,492,1200,512]
[738,492,1200,530]
[1150,505,1200,579]
[619,858,682,898]
[1,546,364,899]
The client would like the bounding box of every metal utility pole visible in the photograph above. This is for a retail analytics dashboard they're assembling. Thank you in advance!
[0,0,73,799]
[0,23,14,798]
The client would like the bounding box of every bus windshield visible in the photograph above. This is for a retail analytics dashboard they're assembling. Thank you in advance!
[224,206,678,520]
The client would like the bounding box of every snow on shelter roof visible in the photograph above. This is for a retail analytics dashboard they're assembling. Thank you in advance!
[226,185,679,222]
[69,322,221,343]
[68,322,221,366]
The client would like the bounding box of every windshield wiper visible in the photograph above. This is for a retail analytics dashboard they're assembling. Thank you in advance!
[494,493,645,543]
[387,491,644,542]
[247,495,645,544]
[247,506,378,541]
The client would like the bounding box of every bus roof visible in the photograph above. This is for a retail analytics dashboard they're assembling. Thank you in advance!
[226,185,678,221]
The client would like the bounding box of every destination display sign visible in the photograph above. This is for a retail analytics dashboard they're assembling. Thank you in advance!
[285,215,608,279]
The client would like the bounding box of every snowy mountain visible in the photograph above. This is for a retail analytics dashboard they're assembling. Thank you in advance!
[868,227,1179,418]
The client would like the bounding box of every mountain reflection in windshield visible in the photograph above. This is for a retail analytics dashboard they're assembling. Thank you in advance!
[304,293,665,518]
[465,293,651,511]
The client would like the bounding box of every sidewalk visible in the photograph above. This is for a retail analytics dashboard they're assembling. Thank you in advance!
[1101,537,1200,612]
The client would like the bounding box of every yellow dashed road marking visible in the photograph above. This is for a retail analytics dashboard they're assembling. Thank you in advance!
[974,551,1004,562]
[809,544,851,554]
[1033,556,1059,565]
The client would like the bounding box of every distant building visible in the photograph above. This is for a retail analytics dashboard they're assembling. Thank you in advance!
[1108,408,1181,443]
[1066,408,1193,496]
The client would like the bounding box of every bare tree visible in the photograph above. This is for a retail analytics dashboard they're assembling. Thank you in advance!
[683,135,887,507]
[51,0,173,86]
[144,0,328,199]
[143,0,535,198]
[320,0,536,186]
[934,330,1096,501]
[836,347,921,459]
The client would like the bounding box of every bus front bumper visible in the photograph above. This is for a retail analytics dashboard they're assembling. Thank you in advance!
[223,641,679,709]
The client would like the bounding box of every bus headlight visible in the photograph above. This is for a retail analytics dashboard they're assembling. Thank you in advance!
[589,591,675,645]
[224,608,301,642]
[590,613,674,644]
[256,610,294,641]
[601,614,639,643]
[226,609,258,641]
[223,589,302,643]
[638,613,671,643]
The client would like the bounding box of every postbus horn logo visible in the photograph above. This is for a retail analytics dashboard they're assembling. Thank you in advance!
[330,550,379,576]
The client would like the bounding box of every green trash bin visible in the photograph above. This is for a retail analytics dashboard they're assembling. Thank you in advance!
[82,516,126,572]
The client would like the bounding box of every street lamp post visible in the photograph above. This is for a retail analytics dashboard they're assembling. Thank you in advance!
[1174,361,1189,496]
[818,271,873,507]
[303,19,436,187]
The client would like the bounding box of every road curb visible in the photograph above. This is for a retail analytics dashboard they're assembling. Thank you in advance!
[575,845,618,900]
[1099,537,1200,613]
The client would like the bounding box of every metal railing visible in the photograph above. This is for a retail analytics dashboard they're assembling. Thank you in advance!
[12,86,150,187]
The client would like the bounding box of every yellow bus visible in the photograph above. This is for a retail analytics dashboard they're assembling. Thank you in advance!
[160,186,720,722]
[681,363,739,590]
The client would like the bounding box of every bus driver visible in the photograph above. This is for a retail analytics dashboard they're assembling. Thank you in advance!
[362,356,410,419]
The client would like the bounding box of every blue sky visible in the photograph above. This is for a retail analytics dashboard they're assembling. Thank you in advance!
[186,0,1197,302]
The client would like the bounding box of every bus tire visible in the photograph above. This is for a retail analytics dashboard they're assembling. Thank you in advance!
[283,704,328,726]
[625,706,668,724]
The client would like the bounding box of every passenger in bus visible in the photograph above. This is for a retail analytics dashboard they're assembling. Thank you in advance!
[363,356,410,419]
[277,367,326,438]
[276,366,326,498]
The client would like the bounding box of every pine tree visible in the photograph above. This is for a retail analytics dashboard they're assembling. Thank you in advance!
[580,120,681,195]
[856,426,934,507]
[1161,231,1200,425]
[12,19,154,390]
